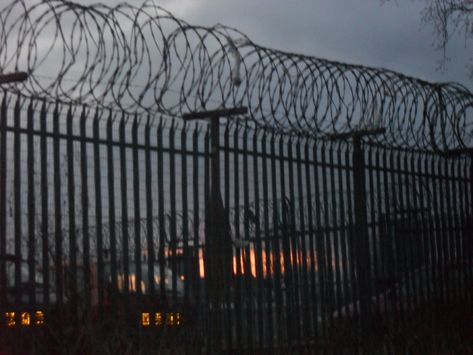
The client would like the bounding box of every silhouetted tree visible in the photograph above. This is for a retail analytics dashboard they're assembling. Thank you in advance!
[386,0,473,76]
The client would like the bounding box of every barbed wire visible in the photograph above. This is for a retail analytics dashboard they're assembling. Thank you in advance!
[1,0,473,151]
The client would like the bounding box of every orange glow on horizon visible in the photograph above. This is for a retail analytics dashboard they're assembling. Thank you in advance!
[198,245,319,279]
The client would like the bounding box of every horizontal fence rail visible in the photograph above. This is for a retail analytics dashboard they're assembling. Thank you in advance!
[0,92,472,353]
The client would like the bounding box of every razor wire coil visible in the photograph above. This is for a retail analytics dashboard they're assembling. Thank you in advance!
[1,0,473,151]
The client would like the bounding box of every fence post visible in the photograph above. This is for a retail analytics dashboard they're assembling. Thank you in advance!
[183,107,247,352]
[469,151,473,310]
[0,94,6,310]
[329,128,384,345]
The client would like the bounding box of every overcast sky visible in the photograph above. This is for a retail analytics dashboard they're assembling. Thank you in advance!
[151,0,472,91]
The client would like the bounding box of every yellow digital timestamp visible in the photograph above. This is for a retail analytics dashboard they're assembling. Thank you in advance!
[4,311,45,327]
[141,312,182,327]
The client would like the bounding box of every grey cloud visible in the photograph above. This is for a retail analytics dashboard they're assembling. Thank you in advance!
[163,0,472,90]
[12,0,473,91]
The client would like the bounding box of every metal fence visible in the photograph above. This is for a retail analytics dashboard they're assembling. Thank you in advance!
[0,92,472,352]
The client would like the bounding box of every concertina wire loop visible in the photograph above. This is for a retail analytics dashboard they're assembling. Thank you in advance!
[1,0,473,152]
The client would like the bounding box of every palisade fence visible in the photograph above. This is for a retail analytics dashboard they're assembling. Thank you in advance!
[0,92,472,352]
[1,0,473,353]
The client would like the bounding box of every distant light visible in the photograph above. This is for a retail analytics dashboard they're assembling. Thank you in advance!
[141,312,150,327]
[140,312,182,327]
[5,312,15,327]
[35,311,45,325]
[166,313,175,326]
[3,311,45,327]
[21,312,31,326]
[154,312,163,326]
[175,312,182,326]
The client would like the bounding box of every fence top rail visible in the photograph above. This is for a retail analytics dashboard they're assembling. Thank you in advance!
[1,0,473,152]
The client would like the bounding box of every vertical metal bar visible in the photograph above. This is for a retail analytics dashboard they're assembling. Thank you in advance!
[233,122,242,348]
[352,136,372,340]
[374,147,388,316]
[321,143,334,321]
[53,103,64,306]
[0,93,7,308]
[400,150,414,312]
[223,121,233,350]
[261,131,274,347]
[66,105,78,314]
[106,111,118,296]
[443,157,456,301]
[27,100,36,306]
[181,123,189,303]
[132,117,142,295]
[381,148,395,325]
[144,117,155,296]
[209,115,227,349]
[157,119,166,299]
[119,115,130,295]
[424,154,440,304]
[296,137,310,341]
[80,106,91,309]
[203,124,211,347]
[93,110,104,307]
[204,124,210,276]
[204,119,211,351]
[270,133,283,343]
[345,144,359,322]
[418,153,432,302]
[408,150,422,309]
[457,158,468,302]
[421,154,434,326]
[242,123,253,349]
[432,156,446,304]
[192,125,200,305]
[329,144,343,322]
[313,142,328,339]
[252,128,264,349]
[449,158,461,301]
[40,100,49,307]
[392,149,405,314]
[279,134,294,345]
[434,156,447,304]
[439,155,450,304]
[467,153,473,308]
[337,143,351,323]
[366,146,380,316]
[447,158,455,282]
[394,149,410,321]
[287,137,300,343]
[460,157,469,303]
[304,139,318,339]
[169,121,178,303]
[13,97,22,304]
[387,148,402,324]
[411,152,427,306]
